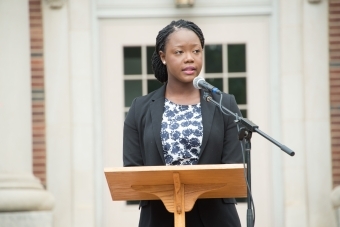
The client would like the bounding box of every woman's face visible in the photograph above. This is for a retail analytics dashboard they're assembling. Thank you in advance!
[159,28,203,85]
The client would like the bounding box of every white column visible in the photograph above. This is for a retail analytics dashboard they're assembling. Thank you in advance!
[303,1,336,226]
[43,1,73,227]
[44,0,96,226]
[69,0,96,226]
[280,0,309,226]
[0,0,54,225]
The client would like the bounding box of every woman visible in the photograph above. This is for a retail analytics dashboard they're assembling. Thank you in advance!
[123,19,243,227]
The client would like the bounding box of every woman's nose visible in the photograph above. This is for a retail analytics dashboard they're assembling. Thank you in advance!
[184,52,194,62]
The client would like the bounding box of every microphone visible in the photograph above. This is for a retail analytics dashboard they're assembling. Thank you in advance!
[193,76,222,95]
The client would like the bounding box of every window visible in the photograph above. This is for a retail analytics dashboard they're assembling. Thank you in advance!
[204,43,248,203]
[204,43,247,117]
[123,46,162,116]
[123,45,161,205]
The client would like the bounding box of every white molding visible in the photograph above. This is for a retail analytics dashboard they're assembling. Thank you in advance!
[91,0,103,227]
[97,6,272,19]
[269,0,284,226]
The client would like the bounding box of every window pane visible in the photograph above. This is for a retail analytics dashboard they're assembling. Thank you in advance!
[147,46,155,75]
[124,80,142,107]
[235,198,247,203]
[240,109,247,118]
[228,44,246,72]
[126,201,139,205]
[228,78,247,104]
[147,79,163,93]
[205,45,223,73]
[205,78,223,91]
[124,47,142,75]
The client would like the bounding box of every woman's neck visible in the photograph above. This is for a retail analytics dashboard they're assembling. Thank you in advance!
[165,82,200,105]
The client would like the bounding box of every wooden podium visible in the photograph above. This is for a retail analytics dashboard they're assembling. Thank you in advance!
[105,164,247,227]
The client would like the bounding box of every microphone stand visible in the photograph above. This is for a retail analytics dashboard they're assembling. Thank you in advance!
[203,92,295,227]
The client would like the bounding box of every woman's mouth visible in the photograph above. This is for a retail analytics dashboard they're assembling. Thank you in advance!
[182,66,196,75]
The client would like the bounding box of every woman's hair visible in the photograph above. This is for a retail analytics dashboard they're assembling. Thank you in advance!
[151,19,205,83]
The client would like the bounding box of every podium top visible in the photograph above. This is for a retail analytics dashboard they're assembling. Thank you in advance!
[105,164,247,201]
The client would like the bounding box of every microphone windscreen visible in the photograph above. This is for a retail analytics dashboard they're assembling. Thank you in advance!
[193,76,205,89]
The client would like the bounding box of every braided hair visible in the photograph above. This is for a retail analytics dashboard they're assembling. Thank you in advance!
[151,19,205,83]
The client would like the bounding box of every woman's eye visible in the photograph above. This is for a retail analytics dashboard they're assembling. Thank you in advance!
[193,50,201,54]
[175,51,182,54]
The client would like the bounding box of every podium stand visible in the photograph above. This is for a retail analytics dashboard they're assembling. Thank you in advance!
[105,164,247,227]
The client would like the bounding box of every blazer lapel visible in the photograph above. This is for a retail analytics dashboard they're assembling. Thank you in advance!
[150,85,166,164]
[199,90,216,158]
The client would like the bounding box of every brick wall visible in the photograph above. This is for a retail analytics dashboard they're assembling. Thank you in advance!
[330,0,340,187]
[29,0,46,187]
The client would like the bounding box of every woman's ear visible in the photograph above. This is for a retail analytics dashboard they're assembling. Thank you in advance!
[159,51,166,64]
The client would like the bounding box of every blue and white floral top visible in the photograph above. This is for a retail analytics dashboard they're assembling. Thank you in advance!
[160,99,203,165]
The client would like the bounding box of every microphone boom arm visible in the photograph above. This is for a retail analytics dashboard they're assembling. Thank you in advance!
[203,93,295,156]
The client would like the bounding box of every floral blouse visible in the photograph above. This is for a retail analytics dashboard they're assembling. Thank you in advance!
[160,99,203,165]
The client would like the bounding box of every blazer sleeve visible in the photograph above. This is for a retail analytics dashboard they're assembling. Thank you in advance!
[221,95,243,164]
[123,98,144,167]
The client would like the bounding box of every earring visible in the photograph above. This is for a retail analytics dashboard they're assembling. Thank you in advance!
[163,61,166,65]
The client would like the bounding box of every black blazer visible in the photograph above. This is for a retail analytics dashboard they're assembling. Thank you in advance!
[123,84,243,227]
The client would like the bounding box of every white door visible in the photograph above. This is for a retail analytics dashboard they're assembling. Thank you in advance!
[100,17,271,227]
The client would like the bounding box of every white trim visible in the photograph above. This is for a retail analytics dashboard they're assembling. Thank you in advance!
[269,0,284,226]
[222,44,228,92]
[97,6,272,19]
[142,46,148,95]
[238,104,247,109]
[91,0,103,226]
[228,73,247,78]
[203,73,247,78]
